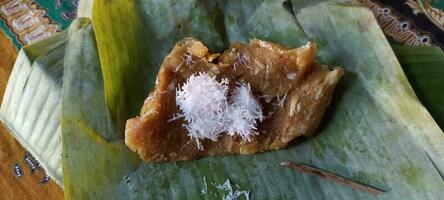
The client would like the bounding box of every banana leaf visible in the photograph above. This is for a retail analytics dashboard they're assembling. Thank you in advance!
[392,45,444,130]
[77,0,93,18]
[0,32,67,185]
[0,0,98,184]
[58,0,444,199]
[60,17,139,198]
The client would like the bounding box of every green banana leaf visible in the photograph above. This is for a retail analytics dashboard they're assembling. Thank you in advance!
[60,18,139,198]
[58,0,444,199]
[0,32,67,185]
[393,45,444,130]
[0,0,96,185]
[77,0,93,18]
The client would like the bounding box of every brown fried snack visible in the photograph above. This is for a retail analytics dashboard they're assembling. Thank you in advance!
[125,38,343,162]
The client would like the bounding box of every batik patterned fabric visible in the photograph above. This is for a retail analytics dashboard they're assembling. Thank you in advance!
[0,1,76,199]
[0,0,77,48]
[362,0,444,49]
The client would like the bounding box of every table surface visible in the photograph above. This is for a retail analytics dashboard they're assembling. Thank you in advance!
[0,30,64,200]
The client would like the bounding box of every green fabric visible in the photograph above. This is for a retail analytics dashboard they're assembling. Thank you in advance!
[0,0,76,49]
[35,1,77,30]
[428,0,444,10]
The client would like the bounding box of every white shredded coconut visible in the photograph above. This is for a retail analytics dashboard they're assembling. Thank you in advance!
[216,179,250,200]
[287,72,297,80]
[175,73,263,149]
[226,83,263,141]
[183,53,196,66]
[278,92,288,107]
[175,72,229,149]
[273,92,288,107]
[239,53,249,66]
[301,41,312,49]
[257,40,273,49]
[202,178,250,200]
[201,176,208,195]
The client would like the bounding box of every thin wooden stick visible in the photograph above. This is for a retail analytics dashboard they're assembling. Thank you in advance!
[280,161,385,195]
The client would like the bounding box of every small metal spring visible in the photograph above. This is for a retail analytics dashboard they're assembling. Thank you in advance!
[35,158,41,169]
[24,154,37,174]
[39,175,50,184]
[14,163,23,178]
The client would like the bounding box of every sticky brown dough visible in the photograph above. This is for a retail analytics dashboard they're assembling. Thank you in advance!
[125,37,344,162]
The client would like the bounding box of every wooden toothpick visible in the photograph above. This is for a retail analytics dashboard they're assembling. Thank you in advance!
[280,161,385,195]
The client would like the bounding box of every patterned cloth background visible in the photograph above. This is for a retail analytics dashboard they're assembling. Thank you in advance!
[363,0,444,49]
[0,0,76,49]
[0,0,76,199]
[0,0,443,199]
